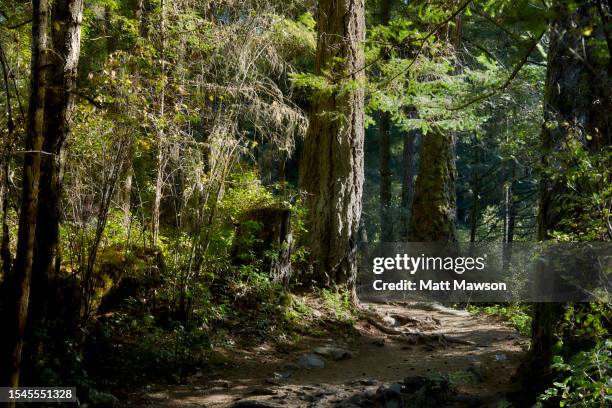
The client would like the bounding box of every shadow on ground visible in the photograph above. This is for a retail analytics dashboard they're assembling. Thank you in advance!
[131,303,528,407]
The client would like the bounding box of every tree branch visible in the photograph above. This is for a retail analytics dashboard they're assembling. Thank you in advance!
[472,7,522,42]
[595,0,612,71]
[383,0,473,85]
[448,28,546,111]
[71,90,105,108]
[3,18,32,30]
[463,37,506,69]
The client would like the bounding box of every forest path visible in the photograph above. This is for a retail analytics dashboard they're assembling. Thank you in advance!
[131,303,527,407]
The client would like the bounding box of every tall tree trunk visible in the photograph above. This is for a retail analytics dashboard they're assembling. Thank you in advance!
[135,0,151,38]
[503,170,516,243]
[0,43,14,278]
[408,128,457,241]
[122,159,134,229]
[0,0,48,391]
[502,116,516,244]
[152,0,166,248]
[524,0,612,399]
[299,0,366,288]
[379,112,393,241]
[121,0,149,231]
[408,4,462,243]
[399,125,418,240]
[501,168,515,271]
[469,136,481,243]
[506,182,516,244]
[25,0,84,380]
[0,162,10,278]
[378,0,393,241]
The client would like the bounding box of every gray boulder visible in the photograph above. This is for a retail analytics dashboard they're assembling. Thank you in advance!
[297,353,326,369]
[313,345,352,361]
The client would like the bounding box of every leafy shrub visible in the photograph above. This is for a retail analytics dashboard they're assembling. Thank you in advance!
[537,340,611,407]
[468,303,531,336]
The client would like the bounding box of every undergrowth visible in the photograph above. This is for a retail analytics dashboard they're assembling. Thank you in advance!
[467,304,532,336]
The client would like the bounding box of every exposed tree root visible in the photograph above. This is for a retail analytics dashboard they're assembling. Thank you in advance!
[365,316,404,335]
[363,311,478,347]
[388,313,441,328]
[391,332,476,347]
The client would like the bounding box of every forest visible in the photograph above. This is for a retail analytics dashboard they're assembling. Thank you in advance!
[0,0,610,407]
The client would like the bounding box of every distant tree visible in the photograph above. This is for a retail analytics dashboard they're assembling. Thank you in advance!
[407,5,462,242]
[399,116,418,240]
[378,0,393,241]
[408,127,457,241]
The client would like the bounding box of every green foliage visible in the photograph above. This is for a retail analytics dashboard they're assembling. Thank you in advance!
[543,142,612,241]
[319,288,356,323]
[221,171,277,220]
[289,71,334,94]
[561,304,610,341]
[272,12,316,63]
[529,303,611,407]
[537,340,612,407]
[468,304,532,336]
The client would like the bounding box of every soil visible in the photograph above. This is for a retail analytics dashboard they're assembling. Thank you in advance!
[129,302,528,407]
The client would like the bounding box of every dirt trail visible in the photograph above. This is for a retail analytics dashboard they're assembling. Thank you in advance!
[131,303,528,407]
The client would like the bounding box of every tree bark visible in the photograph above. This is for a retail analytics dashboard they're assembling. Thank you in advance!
[469,137,481,243]
[399,126,418,240]
[299,0,366,288]
[232,207,293,288]
[408,128,457,241]
[503,170,516,243]
[379,111,393,241]
[525,0,612,400]
[152,0,166,248]
[378,0,393,241]
[0,162,10,278]
[122,163,133,229]
[501,168,515,272]
[0,0,48,391]
[0,43,14,278]
[407,3,461,243]
[23,0,84,382]
[135,0,151,38]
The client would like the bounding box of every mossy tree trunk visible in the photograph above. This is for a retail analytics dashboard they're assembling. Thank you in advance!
[407,128,457,241]
[525,0,611,399]
[299,0,366,289]
[406,2,461,243]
